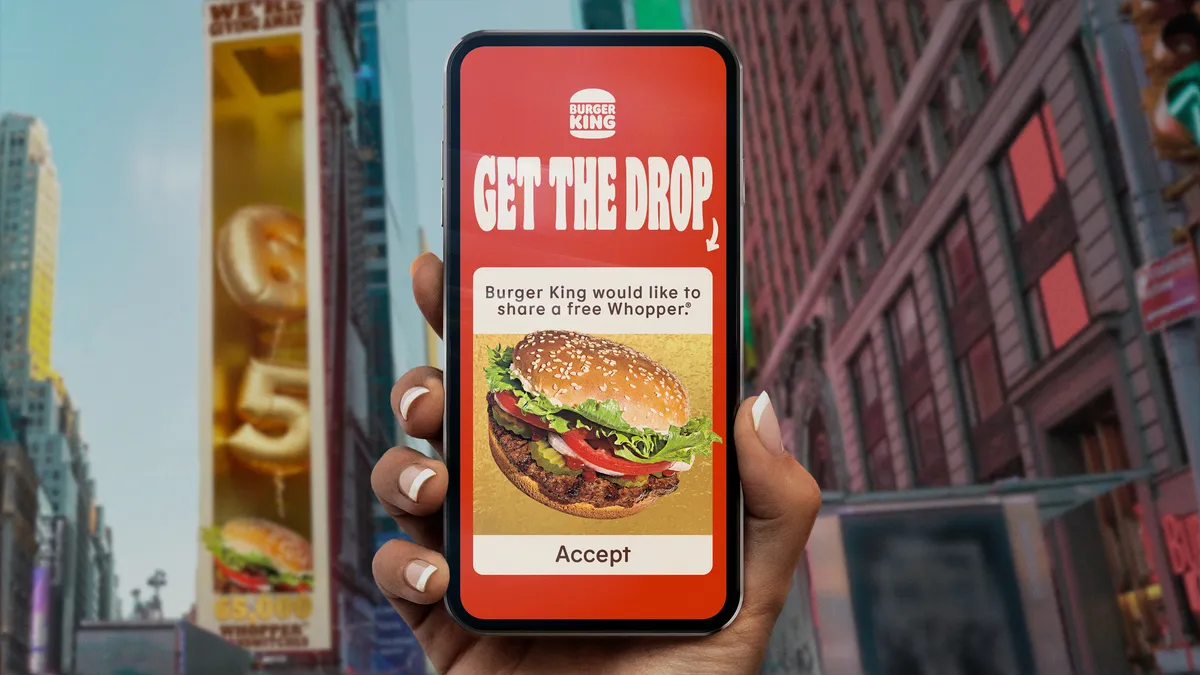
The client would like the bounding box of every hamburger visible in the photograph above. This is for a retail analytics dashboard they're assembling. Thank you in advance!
[202,518,314,593]
[485,330,722,519]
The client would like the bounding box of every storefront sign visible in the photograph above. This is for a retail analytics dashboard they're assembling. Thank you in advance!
[1135,246,1200,333]
[1161,513,1200,612]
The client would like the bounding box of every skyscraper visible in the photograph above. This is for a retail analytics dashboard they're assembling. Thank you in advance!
[0,114,59,392]
[0,113,114,674]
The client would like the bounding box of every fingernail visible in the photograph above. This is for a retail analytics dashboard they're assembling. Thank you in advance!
[409,252,429,277]
[398,386,429,420]
[399,465,436,502]
[404,560,438,593]
[752,393,786,456]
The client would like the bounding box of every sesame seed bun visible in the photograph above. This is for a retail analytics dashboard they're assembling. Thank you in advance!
[488,419,676,519]
[220,518,312,576]
[509,330,689,433]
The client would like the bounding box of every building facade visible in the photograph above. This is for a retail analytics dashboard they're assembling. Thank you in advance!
[0,113,116,675]
[0,390,38,675]
[315,1,387,672]
[699,0,1200,672]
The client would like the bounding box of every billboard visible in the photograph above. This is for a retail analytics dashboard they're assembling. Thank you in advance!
[29,566,50,674]
[198,0,331,654]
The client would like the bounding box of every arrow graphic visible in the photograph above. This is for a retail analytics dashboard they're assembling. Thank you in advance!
[1167,64,1200,142]
[706,218,720,252]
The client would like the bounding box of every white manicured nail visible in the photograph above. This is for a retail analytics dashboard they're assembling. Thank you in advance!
[751,393,786,456]
[399,466,436,502]
[752,392,772,430]
[398,386,429,420]
[404,560,437,593]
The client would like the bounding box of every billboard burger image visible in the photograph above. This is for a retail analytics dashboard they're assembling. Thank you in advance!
[485,330,721,519]
[203,518,314,593]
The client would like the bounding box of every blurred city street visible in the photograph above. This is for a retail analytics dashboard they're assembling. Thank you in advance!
[3,0,1200,673]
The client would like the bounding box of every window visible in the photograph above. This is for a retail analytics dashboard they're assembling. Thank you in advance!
[907,393,946,481]
[789,30,804,81]
[862,219,884,280]
[868,439,898,490]
[959,334,1005,427]
[865,78,884,139]
[888,27,909,94]
[907,1,930,50]
[818,189,835,238]
[880,176,903,238]
[801,4,816,45]
[830,163,847,211]
[905,132,931,204]
[830,275,848,325]
[1027,252,1090,356]
[845,251,862,303]
[889,286,923,363]
[936,216,981,306]
[848,2,867,52]
[805,111,820,159]
[1003,0,1031,41]
[852,343,881,409]
[998,105,1065,226]
[816,79,831,130]
[834,38,852,94]
[805,225,819,268]
[851,120,868,170]
[963,26,995,96]
[928,85,954,160]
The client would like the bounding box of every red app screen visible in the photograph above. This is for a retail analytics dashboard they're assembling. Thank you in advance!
[456,44,730,620]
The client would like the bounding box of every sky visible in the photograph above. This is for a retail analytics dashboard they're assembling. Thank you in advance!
[0,0,575,620]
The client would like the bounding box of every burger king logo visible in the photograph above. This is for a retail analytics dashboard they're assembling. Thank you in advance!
[569,88,616,140]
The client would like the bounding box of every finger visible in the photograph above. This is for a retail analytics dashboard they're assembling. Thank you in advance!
[735,393,822,626]
[372,446,448,519]
[411,252,444,340]
[370,446,445,550]
[391,366,445,454]
[373,538,449,632]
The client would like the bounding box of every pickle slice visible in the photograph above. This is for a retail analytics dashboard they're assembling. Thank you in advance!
[604,474,649,488]
[529,440,581,476]
[491,406,532,438]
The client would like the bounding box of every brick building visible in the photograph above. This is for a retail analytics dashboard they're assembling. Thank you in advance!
[697,0,1200,671]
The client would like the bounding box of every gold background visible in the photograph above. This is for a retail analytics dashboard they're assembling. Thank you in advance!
[472,334,713,535]
[210,33,312,553]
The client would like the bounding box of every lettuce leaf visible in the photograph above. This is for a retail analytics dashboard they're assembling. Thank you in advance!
[485,346,722,465]
[201,525,313,588]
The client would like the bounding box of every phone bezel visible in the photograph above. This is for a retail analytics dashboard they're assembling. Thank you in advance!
[441,29,745,636]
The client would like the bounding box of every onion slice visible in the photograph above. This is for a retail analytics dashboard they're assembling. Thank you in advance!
[547,433,625,476]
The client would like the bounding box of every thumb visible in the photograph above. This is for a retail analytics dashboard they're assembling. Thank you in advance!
[733,393,822,627]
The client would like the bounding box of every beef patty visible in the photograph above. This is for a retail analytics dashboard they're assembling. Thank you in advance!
[489,415,680,510]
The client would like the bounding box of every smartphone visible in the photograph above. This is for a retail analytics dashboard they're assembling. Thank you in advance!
[443,30,743,635]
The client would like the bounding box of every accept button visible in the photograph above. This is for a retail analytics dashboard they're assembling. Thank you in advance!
[473,535,712,575]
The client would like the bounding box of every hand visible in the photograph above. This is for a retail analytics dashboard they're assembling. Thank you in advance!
[371,253,822,675]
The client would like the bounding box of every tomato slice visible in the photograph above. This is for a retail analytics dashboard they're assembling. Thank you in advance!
[559,429,669,476]
[214,558,269,593]
[493,392,552,430]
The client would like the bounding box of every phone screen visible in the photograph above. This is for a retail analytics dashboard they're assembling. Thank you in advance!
[446,33,741,628]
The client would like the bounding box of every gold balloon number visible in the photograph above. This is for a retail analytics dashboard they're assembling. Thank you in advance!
[214,593,313,623]
[216,206,307,326]
[227,359,311,474]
